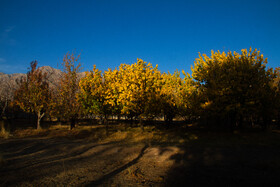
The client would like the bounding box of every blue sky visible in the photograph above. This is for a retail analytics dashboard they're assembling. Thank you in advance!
[0,0,279,74]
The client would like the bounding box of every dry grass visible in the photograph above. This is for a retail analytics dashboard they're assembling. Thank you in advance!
[8,124,198,146]
[0,127,11,139]
[6,123,280,147]
[2,122,280,186]
[11,125,103,139]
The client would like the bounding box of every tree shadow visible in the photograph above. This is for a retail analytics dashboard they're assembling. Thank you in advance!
[85,144,148,186]
[164,134,280,186]
[0,138,128,186]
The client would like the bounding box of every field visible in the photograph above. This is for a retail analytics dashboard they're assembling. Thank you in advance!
[1,122,280,186]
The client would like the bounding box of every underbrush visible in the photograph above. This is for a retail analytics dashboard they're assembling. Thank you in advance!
[4,122,280,149]
[0,127,11,139]
[5,123,199,146]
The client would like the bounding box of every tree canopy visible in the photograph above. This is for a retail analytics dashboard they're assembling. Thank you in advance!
[51,52,82,129]
[14,61,51,129]
[10,48,280,130]
[192,48,276,129]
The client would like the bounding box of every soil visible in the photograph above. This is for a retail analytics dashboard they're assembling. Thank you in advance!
[1,126,280,186]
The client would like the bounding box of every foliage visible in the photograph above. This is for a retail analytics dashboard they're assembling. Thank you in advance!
[177,71,201,122]
[14,61,50,129]
[159,71,181,123]
[78,65,111,121]
[191,48,276,128]
[0,81,13,119]
[115,59,162,121]
[104,68,123,117]
[273,67,280,125]
[6,48,280,131]
[52,52,82,129]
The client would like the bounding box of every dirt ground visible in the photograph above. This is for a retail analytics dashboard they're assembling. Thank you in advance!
[1,124,280,186]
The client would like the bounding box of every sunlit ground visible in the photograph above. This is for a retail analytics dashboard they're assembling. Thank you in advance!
[1,122,280,186]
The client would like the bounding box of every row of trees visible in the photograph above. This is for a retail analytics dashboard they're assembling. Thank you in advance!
[3,48,280,130]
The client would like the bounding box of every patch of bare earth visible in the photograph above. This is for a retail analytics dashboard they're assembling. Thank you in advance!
[1,126,280,186]
[0,136,182,186]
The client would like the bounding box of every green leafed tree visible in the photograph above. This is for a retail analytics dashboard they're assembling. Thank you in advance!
[78,65,111,124]
[14,61,51,129]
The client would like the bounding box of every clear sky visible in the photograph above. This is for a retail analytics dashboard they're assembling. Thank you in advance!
[0,0,279,74]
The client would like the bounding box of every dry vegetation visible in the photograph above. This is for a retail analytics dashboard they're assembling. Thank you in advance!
[1,122,280,186]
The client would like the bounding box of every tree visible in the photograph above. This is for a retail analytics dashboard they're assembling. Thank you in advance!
[104,68,123,119]
[0,81,13,119]
[273,67,280,126]
[159,71,181,124]
[0,79,14,134]
[177,71,201,123]
[115,59,161,129]
[191,48,276,129]
[54,52,82,130]
[14,61,50,129]
[78,65,111,123]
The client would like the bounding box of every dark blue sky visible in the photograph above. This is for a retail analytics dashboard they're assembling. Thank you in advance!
[0,0,279,74]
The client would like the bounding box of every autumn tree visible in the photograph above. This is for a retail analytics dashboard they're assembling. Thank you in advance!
[54,52,82,130]
[191,48,276,129]
[273,67,280,126]
[115,59,161,129]
[78,65,112,123]
[14,61,51,129]
[104,68,123,118]
[159,71,181,124]
[157,70,201,124]
[177,71,201,123]
[0,80,13,119]
[0,78,15,134]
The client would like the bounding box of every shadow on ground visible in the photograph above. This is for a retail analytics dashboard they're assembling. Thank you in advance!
[164,132,280,186]
[1,125,280,186]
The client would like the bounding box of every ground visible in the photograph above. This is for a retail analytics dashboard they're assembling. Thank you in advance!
[1,123,280,186]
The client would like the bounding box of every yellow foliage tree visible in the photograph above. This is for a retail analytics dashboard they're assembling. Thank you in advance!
[159,71,182,124]
[104,68,123,117]
[79,65,111,123]
[192,48,276,129]
[176,70,201,122]
[115,59,161,128]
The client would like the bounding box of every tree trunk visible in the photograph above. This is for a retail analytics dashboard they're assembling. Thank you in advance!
[164,113,174,129]
[70,118,75,130]
[0,119,10,138]
[130,116,133,127]
[100,116,104,125]
[102,114,109,136]
[278,111,280,127]
[238,114,244,130]
[37,111,44,130]
[0,99,8,118]
[140,118,144,132]
[0,120,5,133]
[250,115,255,128]
[57,118,62,126]
[262,115,271,131]
[104,115,109,136]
